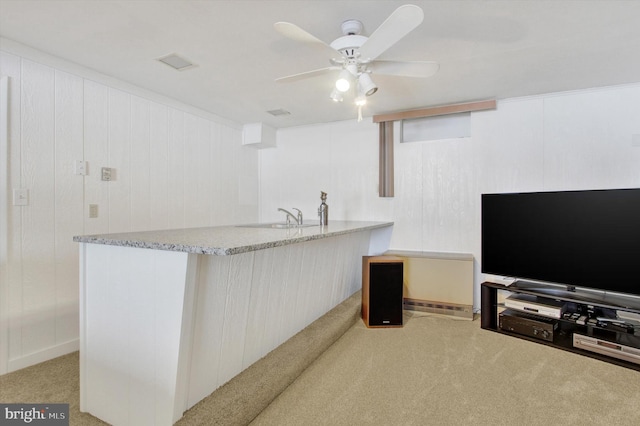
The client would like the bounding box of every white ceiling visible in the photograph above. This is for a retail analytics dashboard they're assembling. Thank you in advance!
[2,0,640,129]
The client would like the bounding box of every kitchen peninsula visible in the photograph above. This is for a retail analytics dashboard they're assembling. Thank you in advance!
[74,220,393,426]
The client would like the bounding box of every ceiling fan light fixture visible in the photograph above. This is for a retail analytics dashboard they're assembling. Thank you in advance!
[335,69,352,92]
[329,88,343,102]
[358,73,378,96]
[274,4,434,123]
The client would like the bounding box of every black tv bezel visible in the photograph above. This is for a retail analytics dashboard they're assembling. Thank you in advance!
[481,187,640,303]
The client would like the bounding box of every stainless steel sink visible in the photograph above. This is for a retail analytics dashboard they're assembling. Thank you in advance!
[237,222,318,229]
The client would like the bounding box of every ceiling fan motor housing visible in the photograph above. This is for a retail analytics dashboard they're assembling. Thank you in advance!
[341,19,363,35]
[330,34,367,59]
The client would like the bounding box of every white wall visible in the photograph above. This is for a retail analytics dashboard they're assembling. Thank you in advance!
[259,119,392,224]
[2,37,639,374]
[0,46,259,374]
[260,83,640,311]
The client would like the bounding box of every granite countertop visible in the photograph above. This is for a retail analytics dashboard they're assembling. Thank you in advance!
[73,221,393,255]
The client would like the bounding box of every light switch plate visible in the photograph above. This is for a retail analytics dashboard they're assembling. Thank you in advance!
[13,189,29,206]
[74,160,88,175]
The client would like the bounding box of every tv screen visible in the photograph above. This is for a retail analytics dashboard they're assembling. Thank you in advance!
[481,188,640,297]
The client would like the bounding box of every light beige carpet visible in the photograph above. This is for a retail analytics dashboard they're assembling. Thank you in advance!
[1,292,362,426]
[0,351,106,426]
[2,308,640,426]
[251,312,640,426]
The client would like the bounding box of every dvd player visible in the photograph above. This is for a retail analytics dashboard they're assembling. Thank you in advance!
[573,334,640,365]
[505,293,566,319]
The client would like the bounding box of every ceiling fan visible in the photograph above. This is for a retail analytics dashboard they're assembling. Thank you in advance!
[274,4,439,120]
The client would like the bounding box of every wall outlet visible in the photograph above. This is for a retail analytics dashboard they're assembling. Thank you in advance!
[13,189,29,206]
[101,167,112,181]
[89,204,98,218]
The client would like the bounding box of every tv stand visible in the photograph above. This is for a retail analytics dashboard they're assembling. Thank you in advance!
[481,281,640,371]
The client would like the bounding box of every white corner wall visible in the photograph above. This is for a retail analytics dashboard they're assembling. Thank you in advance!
[260,83,640,312]
[0,46,259,374]
[3,36,639,374]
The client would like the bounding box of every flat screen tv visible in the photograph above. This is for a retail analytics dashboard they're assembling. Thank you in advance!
[481,188,640,300]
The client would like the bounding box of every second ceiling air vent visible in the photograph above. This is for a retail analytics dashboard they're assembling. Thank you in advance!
[157,53,197,71]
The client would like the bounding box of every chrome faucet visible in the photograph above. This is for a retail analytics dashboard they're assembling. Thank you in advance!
[278,208,303,225]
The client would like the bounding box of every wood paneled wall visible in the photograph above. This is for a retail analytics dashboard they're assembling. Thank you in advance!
[260,84,640,314]
[0,50,259,373]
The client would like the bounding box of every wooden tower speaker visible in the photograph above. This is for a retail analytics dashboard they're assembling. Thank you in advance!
[362,256,404,327]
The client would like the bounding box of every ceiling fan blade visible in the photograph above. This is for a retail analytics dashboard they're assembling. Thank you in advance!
[358,4,424,61]
[275,66,340,83]
[370,60,439,78]
[274,22,342,59]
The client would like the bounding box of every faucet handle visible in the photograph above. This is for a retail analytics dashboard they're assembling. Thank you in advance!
[292,208,303,224]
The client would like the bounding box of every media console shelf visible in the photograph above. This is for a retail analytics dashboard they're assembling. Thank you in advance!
[481,281,640,371]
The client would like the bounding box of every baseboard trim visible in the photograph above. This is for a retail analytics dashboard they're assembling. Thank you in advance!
[7,339,79,374]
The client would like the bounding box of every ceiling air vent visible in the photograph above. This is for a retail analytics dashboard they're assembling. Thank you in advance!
[157,54,197,71]
[267,109,291,117]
